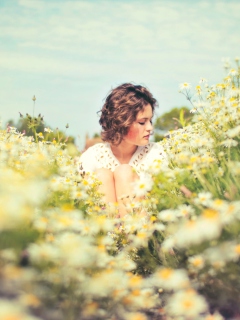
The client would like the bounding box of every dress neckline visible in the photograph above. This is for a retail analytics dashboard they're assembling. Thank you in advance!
[106,142,150,165]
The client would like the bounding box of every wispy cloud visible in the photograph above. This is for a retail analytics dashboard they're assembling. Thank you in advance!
[0,0,239,146]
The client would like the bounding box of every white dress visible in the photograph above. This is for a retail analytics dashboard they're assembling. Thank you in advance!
[78,142,167,176]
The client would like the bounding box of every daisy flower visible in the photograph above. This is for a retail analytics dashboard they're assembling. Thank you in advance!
[179,82,191,91]
[166,289,208,318]
[133,173,153,197]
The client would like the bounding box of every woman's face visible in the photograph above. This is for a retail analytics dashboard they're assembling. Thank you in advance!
[123,104,153,146]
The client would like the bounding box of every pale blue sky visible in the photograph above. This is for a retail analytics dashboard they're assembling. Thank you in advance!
[0,0,239,149]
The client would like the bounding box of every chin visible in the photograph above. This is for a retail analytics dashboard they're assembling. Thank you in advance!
[139,140,150,146]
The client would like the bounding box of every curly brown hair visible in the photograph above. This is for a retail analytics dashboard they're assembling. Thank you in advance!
[99,83,158,145]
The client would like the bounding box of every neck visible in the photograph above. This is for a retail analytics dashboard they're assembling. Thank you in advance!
[110,141,138,164]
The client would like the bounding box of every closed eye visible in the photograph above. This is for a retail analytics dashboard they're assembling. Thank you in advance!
[139,120,152,125]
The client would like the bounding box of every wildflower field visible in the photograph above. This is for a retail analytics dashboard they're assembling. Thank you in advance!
[0,60,240,320]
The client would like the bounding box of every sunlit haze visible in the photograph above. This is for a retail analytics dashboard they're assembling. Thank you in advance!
[0,0,239,149]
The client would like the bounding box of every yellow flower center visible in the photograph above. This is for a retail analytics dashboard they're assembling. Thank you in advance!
[183,299,193,309]
[202,209,218,219]
[129,275,142,286]
[192,257,203,267]
[5,316,23,320]
[213,199,223,206]
[158,268,173,279]
[235,244,240,255]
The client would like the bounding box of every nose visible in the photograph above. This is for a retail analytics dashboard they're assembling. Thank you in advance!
[147,120,153,131]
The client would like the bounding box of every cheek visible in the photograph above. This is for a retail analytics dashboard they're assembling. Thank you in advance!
[127,128,139,139]
[126,126,140,140]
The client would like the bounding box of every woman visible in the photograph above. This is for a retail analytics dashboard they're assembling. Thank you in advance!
[79,83,166,216]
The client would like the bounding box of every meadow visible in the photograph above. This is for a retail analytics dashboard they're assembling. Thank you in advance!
[0,59,239,320]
